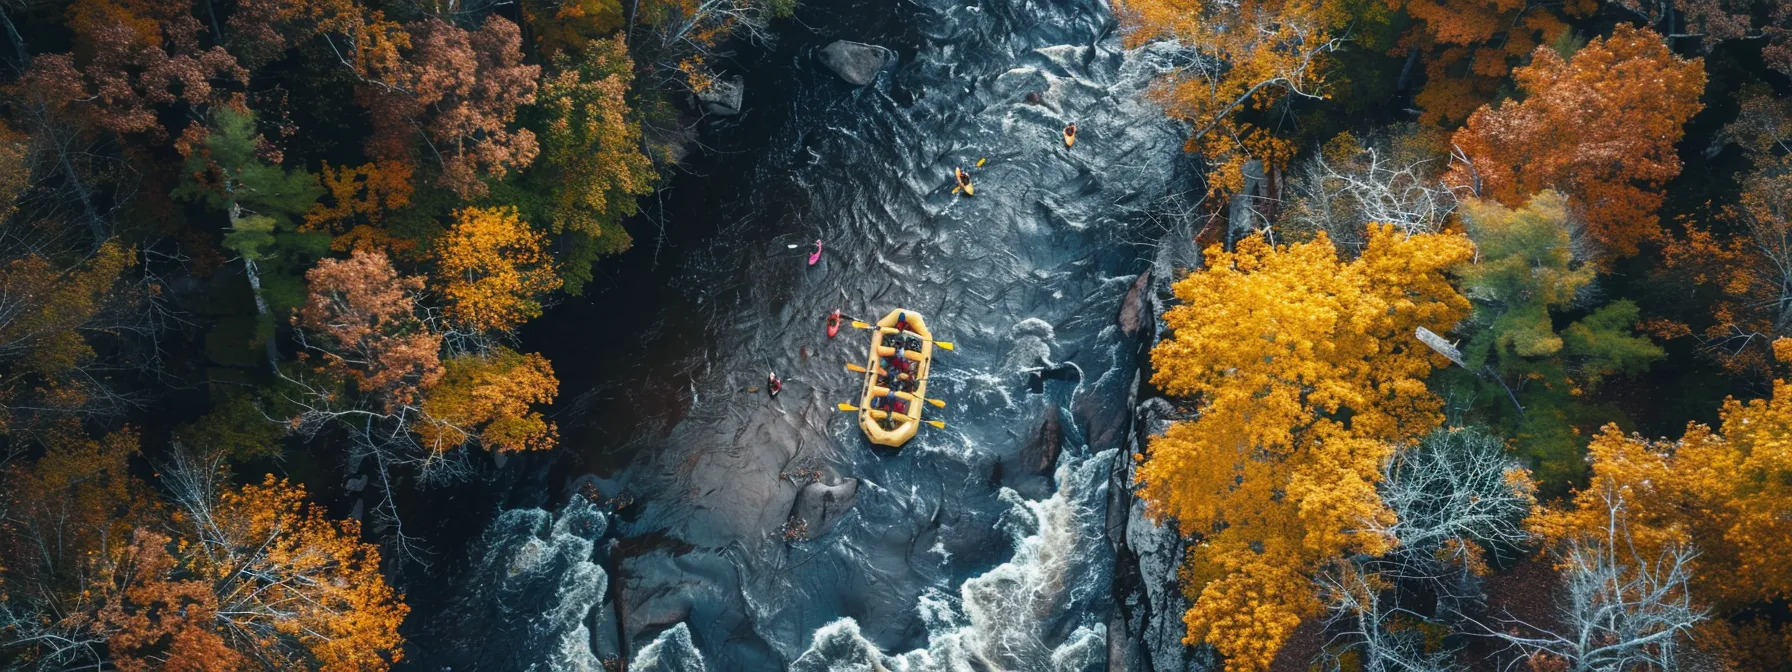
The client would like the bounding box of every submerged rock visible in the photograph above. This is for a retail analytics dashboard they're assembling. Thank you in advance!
[818,40,897,86]
[695,76,744,116]
[788,478,859,540]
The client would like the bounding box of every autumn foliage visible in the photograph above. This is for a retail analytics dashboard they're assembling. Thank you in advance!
[1139,225,1473,670]
[1531,366,1792,609]
[1392,0,1596,126]
[1116,0,1351,196]
[298,251,444,407]
[1,439,407,670]
[435,206,563,332]
[418,348,560,453]
[361,17,541,198]
[1446,25,1706,257]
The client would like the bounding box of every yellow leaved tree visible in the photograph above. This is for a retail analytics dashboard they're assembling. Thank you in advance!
[1139,225,1473,671]
[435,206,563,332]
[1530,356,1792,608]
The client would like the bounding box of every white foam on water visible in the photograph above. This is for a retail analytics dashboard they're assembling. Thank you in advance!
[791,449,1115,672]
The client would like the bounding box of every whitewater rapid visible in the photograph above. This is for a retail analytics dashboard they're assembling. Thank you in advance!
[432,0,1193,667]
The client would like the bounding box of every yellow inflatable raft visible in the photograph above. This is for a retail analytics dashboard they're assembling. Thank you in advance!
[857,309,934,447]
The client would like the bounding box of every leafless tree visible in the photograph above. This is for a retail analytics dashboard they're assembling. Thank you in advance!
[1317,561,1464,672]
[1317,427,1535,671]
[1374,427,1535,599]
[1283,132,1459,252]
[1471,488,1705,672]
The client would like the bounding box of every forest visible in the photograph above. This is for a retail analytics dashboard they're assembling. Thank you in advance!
[0,0,1787,669]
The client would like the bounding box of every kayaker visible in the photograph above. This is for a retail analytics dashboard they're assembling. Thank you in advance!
[954,168,972,193]
[768,371,783,398]
[1063,122,1077,148]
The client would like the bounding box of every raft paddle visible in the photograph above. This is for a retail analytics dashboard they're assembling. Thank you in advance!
[845,362,868,373]
[834,403,946,429]
[897,391,948,408]
[851,321,956,351]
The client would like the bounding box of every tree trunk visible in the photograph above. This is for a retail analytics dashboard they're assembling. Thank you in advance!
[229,204,282,374]
[55,130,110,249]
[0,8,27,68]
[625,0,640,49]
[1395,47,1420,92]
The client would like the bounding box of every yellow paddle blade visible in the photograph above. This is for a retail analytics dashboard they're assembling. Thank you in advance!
[836,403,859,412]
[951,185,962,194]
[927,398,946,408]
[934,341,955,351]
[851,320,872,329]
[845,363,867,373]
[976,157,987,167]
[925,420,946,429]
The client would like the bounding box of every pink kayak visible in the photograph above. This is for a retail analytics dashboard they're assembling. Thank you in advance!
[808,239,823,265]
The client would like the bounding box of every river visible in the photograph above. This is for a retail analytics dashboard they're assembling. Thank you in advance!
[423,0,1197,668]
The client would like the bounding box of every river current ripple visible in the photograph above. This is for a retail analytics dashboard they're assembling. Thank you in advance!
[441,0,1193,668]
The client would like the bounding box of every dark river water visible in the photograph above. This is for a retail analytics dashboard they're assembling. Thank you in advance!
[425,0,1195,668]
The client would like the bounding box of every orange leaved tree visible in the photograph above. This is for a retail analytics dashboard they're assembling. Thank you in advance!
[1391,0,1596,127]
[1139,224,1473,670]
[296,250,444,409]
[1445,24,1705,258]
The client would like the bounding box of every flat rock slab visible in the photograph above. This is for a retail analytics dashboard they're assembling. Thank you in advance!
[818,40,898,86]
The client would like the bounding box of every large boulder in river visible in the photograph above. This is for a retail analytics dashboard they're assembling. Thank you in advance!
[818,40,897,86]
[999,403,1062,500]
[695,76,744,115]
[633,623,707,672]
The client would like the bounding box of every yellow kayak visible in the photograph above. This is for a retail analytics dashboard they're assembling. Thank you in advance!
[857,309,934,447]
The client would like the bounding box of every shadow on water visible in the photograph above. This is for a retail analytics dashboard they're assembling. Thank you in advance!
[461,0,1203,668]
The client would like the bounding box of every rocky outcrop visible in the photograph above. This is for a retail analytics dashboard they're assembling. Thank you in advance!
[633,623,707,671]
[695,76,744,115]
[1118,271,1152,338]
[788,478,859,539]
[818,40,897,86]
[1225,159,1269,247]
[1106,270,1215,672]
[1001,404,1063,500]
